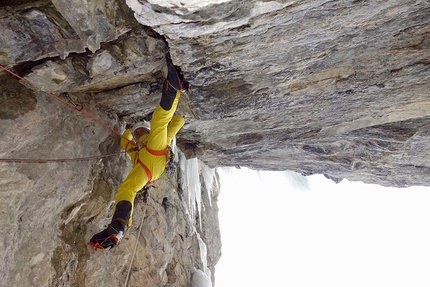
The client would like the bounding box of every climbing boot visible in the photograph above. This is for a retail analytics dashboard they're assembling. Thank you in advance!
[88,200,132,250]
[165,52,189,92]
[88,223,124,250]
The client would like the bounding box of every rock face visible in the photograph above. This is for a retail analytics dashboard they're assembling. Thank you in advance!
[128,0,430,187]
[1,0,429,286]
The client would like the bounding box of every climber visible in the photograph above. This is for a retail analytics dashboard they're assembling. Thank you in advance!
[88,53,189,250]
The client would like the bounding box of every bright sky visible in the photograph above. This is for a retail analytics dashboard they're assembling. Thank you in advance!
[216,167,430,287]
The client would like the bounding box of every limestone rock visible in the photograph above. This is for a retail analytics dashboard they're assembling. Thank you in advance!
[1,0,430,286]
[0,0,137,66]
[0,88,220,285]
[126,0,430,187]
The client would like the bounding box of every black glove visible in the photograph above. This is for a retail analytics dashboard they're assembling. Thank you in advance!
[125,123,133,130]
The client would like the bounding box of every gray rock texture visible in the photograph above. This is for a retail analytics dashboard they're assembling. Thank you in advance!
[1,0,429,286]
[128,0,430,187]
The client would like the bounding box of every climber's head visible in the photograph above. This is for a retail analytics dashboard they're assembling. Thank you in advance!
[132,121,150,139]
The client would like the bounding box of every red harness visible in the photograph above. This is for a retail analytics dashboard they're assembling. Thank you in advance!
[136,146,168,184]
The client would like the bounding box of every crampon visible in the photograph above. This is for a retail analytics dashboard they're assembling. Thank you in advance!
[88,225,124,251]
[165,52,189,92]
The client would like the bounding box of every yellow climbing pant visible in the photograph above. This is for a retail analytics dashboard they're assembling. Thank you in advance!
[114,90,184,226]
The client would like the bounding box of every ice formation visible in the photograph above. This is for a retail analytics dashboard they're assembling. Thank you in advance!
[179,153,201,221]
[201,163,216,206]
[178,151,216,223]
[177,151,214,285]
[191,269,212,287]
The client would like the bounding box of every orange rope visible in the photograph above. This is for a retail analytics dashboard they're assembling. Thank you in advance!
[0,64,137,147]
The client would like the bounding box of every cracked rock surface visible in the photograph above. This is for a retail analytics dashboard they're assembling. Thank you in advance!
[1,0,429,286]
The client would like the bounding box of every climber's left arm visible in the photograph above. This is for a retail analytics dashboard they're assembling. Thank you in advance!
[120,129,135,151]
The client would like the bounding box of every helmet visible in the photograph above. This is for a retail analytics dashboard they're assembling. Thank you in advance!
[131,121,151,139]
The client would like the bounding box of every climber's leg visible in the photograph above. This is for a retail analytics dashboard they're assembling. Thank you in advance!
[167,114,185,145]
[147,53,187,151]
[88,164,148,250]
[165,52,189,92]
[88,201,132,250]
[113,163,149,227]
[147,90,180,151]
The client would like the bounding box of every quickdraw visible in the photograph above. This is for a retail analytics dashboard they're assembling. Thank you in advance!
[62,92,83,111]
[163,147,179,180]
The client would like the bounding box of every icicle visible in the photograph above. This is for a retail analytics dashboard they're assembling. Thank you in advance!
[191,268,212,287]
[178,152,217,227]
[179,152,202,224]
[200,162,216,207]
[195,231,211,277]
[280,170,310,191]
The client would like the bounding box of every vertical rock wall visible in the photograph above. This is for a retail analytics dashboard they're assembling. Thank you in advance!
[126,0,430,187]
[0,85,221,286]
[0,2,221,283]
[2,0,430,286]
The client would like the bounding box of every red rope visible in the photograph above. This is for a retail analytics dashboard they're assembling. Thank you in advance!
[0,152,126,163]
[0,64,137,147]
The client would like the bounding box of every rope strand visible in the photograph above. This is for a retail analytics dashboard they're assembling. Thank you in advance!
[0,64,137,147]
[124,191,150,287]
[0,152,126,163]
